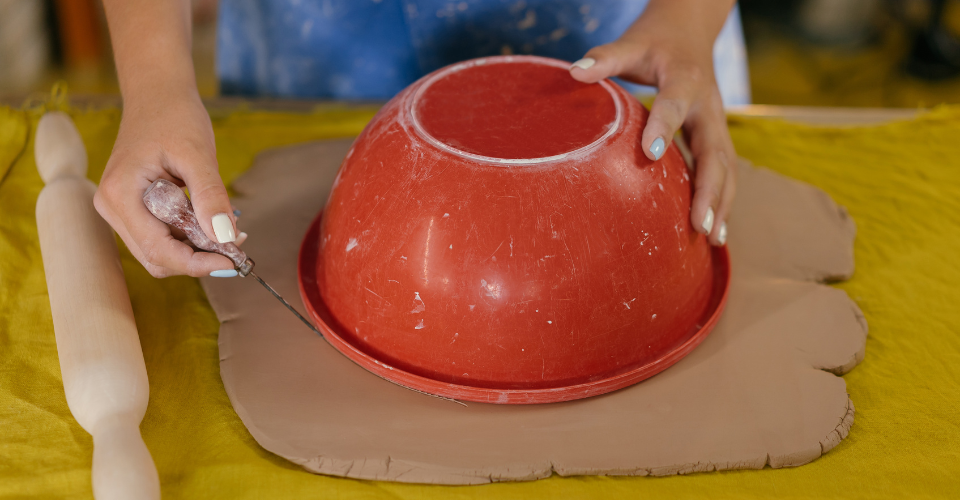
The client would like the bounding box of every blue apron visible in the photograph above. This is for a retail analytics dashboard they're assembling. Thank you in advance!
[217,0,750,105]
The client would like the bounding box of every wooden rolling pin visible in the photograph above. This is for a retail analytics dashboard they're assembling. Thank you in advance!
[35,111,160,500]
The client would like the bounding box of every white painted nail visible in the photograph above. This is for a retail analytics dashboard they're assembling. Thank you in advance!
[701,207,715,235]
[717,221,727,246]
[570,57,596,71]
[212,213,236,243]
[210,269,238,278]
[650,137,665,160]
[235,232,248,246]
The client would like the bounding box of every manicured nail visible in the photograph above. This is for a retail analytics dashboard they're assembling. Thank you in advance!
[233,209,242,217]
[701,207,715,235]
[210,269,238,278]
[649,137,665,160]
[212,213,236,243]
[717,221,727,245]
[235,232,248,246]
[570,57,596,71]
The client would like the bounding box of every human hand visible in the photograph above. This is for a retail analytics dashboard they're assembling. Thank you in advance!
[569,0,737,246]
[94,91,242,278]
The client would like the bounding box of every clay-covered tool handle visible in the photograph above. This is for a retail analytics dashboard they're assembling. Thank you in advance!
[142,179,254,275]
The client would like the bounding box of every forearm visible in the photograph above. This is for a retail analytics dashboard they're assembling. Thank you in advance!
[102,0,198,108]
[629,0,737,51]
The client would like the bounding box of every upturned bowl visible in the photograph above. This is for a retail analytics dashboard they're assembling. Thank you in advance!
[298,55,729,404]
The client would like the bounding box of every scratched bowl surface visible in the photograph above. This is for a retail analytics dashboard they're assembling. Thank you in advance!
[298,55,729,404]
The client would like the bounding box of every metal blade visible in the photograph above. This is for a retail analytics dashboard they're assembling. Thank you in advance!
[248,271,323,338]
[246,271,465,406]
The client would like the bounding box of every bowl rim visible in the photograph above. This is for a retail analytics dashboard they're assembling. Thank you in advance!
[297,210,731,405]
[408,55,625,166]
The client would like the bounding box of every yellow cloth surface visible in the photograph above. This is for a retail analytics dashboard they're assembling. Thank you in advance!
[1,103,958,499]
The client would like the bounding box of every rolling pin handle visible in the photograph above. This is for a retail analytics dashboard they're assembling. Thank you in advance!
[91,416,161,500]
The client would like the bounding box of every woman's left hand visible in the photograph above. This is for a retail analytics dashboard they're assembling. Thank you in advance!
[570,0,738,246]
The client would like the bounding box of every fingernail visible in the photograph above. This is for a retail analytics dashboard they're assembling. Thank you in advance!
[717,221,727,245]
[649,137,665,160]
[235,232,248,246]
[233,209,242,217]
[210,269,238,278]
[212,213,236,243]
[701,207,715,235]
[570,57,596,71]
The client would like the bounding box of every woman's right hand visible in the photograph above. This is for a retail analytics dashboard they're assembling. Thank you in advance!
[94,91,239,278]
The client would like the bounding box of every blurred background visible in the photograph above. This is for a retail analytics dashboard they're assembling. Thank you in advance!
[2,0,959,107]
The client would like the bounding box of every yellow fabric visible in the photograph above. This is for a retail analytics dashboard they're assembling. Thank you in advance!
[0,107,28,183]
[1,103,958,499]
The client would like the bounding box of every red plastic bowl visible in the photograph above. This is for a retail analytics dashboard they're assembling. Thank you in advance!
[298,55,729,404]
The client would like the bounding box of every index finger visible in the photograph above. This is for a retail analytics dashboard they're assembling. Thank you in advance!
[640,66,702,162]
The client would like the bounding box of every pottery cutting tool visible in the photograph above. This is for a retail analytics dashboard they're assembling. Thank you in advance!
[34,111,161,500]
[141,179,320,336]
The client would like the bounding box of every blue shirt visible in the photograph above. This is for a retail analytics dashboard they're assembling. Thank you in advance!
[217,0,750,105]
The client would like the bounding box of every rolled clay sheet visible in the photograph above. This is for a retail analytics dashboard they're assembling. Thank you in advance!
[202,140,865,484]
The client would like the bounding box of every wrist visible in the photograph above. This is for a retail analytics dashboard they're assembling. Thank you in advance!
[121,80,201,117]
[118,53,199,109]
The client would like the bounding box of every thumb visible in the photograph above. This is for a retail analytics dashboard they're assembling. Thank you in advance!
[568,40,643,84]
[178,157,236,244]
